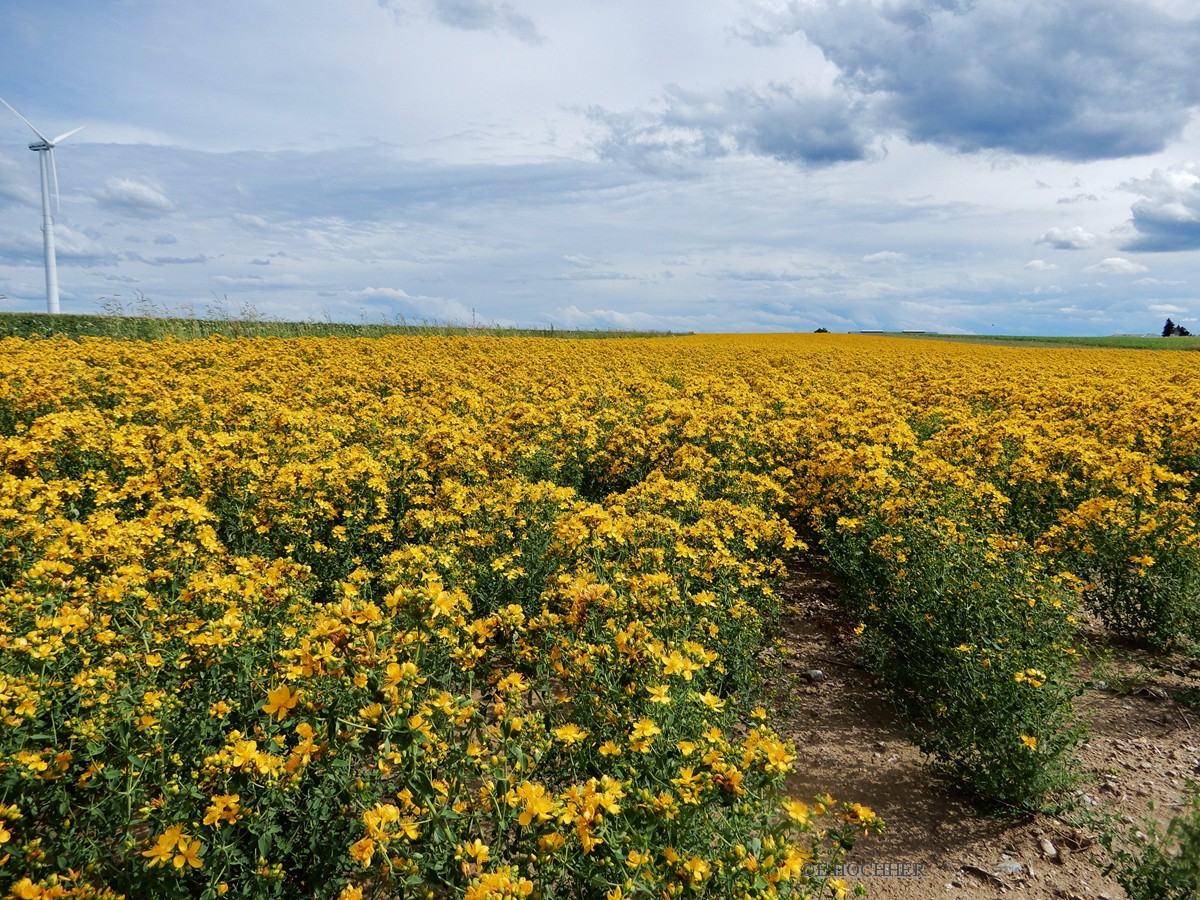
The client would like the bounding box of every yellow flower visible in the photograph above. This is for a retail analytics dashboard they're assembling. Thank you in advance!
[1024,668,1047,687]
[630,718,661,741]
[496,672,529,694]
[362,803,401,840]
[842,802,880,830]
[382,661,423,691]
[358,702,383,720]
[15,752,48,773]
[458,839,490,863]
[174,838,203,869]
[143,825,202,869]
[683,855,711,884]
[142,841,173,869]
[660,649,698,680]
[553,723,588,745]
[348,837,376,868]
[209,700,232,718]
[203,794,241,827]
[230,739,259,770]
[514,782,555,826]
[1021,735,1038,751]
[538,832,566,852]
[781,798,810,825]
[263,684,300,721]
[646,684,672,705]
[14,697,36,718]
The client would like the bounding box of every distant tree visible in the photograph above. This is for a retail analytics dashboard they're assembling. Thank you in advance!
[814,327,829,333]
[1164,318,1193,337]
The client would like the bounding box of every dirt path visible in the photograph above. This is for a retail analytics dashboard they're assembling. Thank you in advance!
[769,561,1199,899]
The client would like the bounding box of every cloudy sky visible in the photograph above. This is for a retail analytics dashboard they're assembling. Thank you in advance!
[3,0,1200,334]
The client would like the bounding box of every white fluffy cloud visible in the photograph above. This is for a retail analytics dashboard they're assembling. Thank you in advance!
[1121,163,1200,251]
[95,178,174,218]
[3,0,1200,334]
[1036,226,1096,250]
[1086,257,1150,274]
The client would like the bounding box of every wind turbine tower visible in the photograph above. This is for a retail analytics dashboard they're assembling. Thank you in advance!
[1,97,84,315]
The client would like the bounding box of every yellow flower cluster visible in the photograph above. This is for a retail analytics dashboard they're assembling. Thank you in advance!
[2,332,1192,895]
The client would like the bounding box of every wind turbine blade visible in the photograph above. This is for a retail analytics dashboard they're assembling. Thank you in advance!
[0,95,50,144]
[49,125,85,146]
[49,149,61,215]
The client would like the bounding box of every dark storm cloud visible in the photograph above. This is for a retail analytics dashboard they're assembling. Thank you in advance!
[754,0,1200,161]
[730,85,878,164]
[592,83,875,171]
[1120,165,1200,252]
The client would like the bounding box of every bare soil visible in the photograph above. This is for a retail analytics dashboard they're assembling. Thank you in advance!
[768,560,1200,900]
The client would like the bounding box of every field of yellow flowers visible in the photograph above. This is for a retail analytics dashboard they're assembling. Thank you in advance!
[1,333,1198,900]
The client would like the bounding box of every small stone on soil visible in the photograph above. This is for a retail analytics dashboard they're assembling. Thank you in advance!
[1038,838,1058,861]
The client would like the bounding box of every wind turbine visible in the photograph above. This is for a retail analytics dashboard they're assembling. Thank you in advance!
[1,97,84,314]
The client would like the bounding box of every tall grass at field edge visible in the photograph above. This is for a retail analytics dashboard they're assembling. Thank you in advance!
[0,311,688,342]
